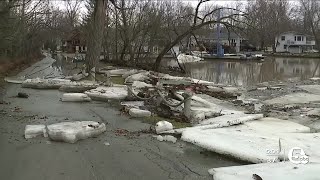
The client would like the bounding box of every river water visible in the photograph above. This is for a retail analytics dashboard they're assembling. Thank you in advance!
[52,54,320,86]
[169,57,320,86]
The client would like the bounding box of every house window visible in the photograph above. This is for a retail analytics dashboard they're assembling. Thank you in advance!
[280,67,284,73]
[284,45,287,49]
[297,36,302,41]
[281,36,285,41]
[295,36,296,41]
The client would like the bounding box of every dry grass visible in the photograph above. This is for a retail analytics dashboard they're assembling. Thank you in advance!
[0,54,43,75]
[0,54,44,87]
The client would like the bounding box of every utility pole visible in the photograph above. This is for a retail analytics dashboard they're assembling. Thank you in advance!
[216,9,224,58]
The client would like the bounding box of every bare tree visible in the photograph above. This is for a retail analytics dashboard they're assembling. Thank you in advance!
[245,0,292,51]
[152,0,246,71]
[0,0,52,59]
[85,0,107,73]
[64,0,83,28]
[299,0,320,50]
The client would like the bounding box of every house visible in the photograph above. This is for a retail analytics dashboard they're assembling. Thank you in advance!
[275,31,316,53]
[62,29,87,53]
[141,37,181,56]
[193,28,247,53]
[56,37,63,51]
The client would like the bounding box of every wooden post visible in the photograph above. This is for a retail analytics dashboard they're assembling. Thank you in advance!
[182,91,193,120]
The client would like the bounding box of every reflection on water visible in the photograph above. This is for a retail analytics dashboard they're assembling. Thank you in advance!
[51,54,63,72]
[166,57,320,86]
[51,54,82,76]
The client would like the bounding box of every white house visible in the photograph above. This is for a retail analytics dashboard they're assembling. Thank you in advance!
[275,31,316,53]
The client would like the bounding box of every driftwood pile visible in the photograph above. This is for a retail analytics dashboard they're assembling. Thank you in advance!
[122,71,242,123]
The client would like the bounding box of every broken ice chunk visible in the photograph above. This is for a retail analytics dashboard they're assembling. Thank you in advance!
[47,121,106,143]
[24,125,47,139]
[155,121,173,134]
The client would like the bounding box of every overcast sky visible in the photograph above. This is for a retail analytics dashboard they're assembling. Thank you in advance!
[53,0,247,10]
[181,0,246,6]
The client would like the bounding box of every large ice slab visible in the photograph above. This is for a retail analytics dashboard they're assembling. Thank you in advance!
[22,78,72,89]
[168,114,263,134]
[61,93,91,102]
[59,83,98,93]
[190,95,244,116]
[199,114,263,126]
[107,69,138,77]
[181,120,317,163]
[4,76,26,84]
[47,121,106,143]
[244,117,310,133]
[85,86,128,101]
[209,162,320,180]
[298,85,320,95]
[265,93,320,105]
